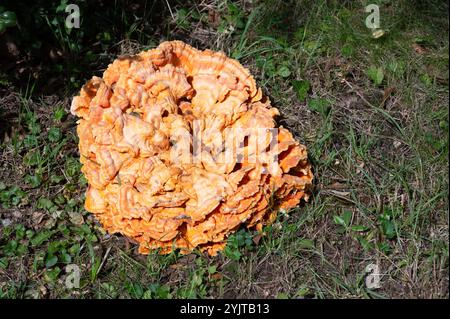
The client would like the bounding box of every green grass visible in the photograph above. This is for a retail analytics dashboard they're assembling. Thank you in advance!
[0,0,448,298]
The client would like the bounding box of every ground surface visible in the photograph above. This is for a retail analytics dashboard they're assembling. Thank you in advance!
[0,0,448,298]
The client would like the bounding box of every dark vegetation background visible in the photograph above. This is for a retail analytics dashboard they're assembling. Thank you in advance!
[0,0,448,298]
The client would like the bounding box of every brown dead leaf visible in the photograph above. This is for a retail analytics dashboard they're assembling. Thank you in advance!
[39,285,47,297]
[413,43,426,54]
[44,218,56,229]
[211,273,224,281]
[252,233,264,245]
[326,190,351,197]
[356,161,365,175]
[208,9,219,26]
[381,86,396,107]
[327,182,348,190]
[169,263,185,270]
[68,211,84,225]
[32,211,45,226]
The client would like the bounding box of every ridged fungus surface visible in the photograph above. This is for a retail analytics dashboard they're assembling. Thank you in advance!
[71,41,313,255]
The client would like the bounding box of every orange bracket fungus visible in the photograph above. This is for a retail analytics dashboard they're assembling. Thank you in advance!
[71,41,313,256]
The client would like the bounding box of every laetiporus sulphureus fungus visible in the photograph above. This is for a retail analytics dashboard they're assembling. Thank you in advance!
[71,41,313,255]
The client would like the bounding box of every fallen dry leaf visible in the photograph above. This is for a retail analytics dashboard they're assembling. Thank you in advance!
[356,161,365,175]
[327,182,348,190]
[412,43,426,54]
[32,211,45,226]
[210,273,224,281]
[252,233,264,245]
[68,211,84,225]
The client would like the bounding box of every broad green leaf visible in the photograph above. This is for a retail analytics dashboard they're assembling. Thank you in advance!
[367,66,384,85]
[351,225,369,232]
[333,215,345,226]
[54,107,67,121]
[358,236,373,251]
[24,174,42,188]
[342,210,352,227]
[381,219,396,239]
[37,197,54,211]
[45,255,58,268]
[31,230,54,247]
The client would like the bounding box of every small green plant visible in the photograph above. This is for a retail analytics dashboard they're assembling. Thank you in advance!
[53,107,67,122]
[366,66,384,85]
[0,7,17,34]
[333,210,369,234]
[378,209,398,240]
[175,8,190,30]
[386,59,406,77]
[333,210,352,233]
[308,98,331,117]
[341,43,354,57]
[277,64,291,78]
[177,258,210,298]
[292,79,311,101]
[223,229,254,261]
[125,282,145,299]
[0,184,27,208]
[218,2,246,34]
[143,283,173,299]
